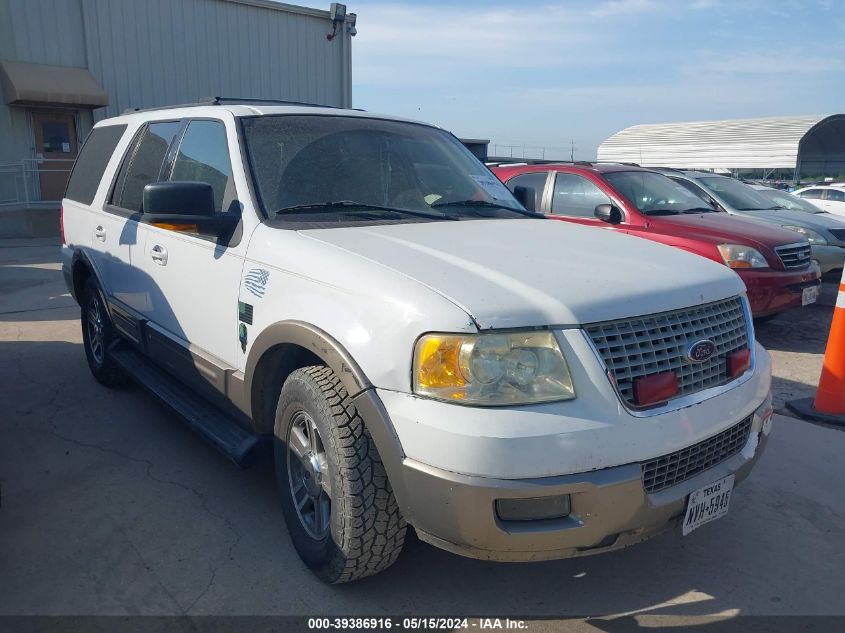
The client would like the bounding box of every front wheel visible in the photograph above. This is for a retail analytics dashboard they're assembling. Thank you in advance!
[274,366,406,583]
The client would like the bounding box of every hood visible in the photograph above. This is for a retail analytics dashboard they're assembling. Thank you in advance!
[300,219,745,329]
[739,208,845,235]
[653,212,811,250]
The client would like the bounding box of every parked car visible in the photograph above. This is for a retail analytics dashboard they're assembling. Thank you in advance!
[750,185,826,213]
[493,163,821,317]
[62,103,773,583]
[792,185,845,217]
[657,170,845,275]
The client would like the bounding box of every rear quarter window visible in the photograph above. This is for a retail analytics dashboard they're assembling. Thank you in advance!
[64,125,128,205]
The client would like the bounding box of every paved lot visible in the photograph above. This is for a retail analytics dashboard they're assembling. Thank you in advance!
[1,241,844,622]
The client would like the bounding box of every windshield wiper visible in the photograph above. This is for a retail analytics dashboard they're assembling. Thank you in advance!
[274,201,454,221]
[430,199,542,218]
[643,208,681,216]
[680,207,717,214]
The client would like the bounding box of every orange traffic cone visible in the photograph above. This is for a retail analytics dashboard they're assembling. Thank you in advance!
[814,272,845,414]
[787,268,845,424]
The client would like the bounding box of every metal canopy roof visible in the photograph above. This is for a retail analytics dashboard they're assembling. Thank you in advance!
[597,115,842,169]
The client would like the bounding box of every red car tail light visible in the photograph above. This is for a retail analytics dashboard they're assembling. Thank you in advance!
[633,371,679,406]
[727,348,751,377]
[59,204,66,245]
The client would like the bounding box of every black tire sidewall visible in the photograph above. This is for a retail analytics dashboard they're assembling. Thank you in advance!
[273,373,344,577]
[81,278,121,385]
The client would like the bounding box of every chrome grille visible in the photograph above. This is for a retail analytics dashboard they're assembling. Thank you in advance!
[775,242,812,269]
[641,416,752,493]
[829,228,845,243]
[585,297,749,407]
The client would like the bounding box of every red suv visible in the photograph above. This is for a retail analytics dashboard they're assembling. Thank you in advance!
[493,163,821,317]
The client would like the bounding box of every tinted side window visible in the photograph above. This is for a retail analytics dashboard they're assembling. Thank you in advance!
[551,173,610,216]
[799,188,824,199]
[113,121,182,212]
[505,172,547,211]
[170,120,233,212]
[826,189,845,202]
[65,125,127,204]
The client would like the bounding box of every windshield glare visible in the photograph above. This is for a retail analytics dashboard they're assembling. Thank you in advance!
[241,115,523,222]
[757,189,824,213]
[604,171,714,214]
[698,176,776,210]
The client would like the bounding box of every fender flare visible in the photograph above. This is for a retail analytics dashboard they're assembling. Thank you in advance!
[244,320,372,403]
[69,248,105,303]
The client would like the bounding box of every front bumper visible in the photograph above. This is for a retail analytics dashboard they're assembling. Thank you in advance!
[811,244,845,275]
[397,400,772,562]
[740,262,821,316]
[357,335,774,562]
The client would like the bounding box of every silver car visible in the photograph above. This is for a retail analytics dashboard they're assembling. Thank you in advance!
[659,170,845,275]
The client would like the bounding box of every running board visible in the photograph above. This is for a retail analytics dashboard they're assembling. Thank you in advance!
[110,344,265,468]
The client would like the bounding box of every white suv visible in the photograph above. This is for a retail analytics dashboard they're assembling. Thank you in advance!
[61,102,773,583]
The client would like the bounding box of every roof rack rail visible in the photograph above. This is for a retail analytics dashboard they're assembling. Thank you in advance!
[650,166,684,173]
[122,96,362,115]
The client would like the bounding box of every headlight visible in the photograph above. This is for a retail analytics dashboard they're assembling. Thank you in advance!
[780,225,827,245]
[413,331,575,405]
[717,244,769,269]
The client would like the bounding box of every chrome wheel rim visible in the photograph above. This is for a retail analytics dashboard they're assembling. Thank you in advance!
[86,295,105,365]
[286,410,332,540]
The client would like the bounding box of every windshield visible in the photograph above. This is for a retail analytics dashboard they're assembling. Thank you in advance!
[698,176,778,211]
[241,115,527,224]
[604,171,715,214]
[756,188,824,213]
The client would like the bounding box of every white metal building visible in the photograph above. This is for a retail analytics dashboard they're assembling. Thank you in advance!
[0,0,355,234]
[597,114,845,182]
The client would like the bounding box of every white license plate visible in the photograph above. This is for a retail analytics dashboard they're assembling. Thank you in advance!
[682,474,734,536]
[802,285,819,306]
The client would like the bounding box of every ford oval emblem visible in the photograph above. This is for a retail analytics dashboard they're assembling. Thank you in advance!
[686,339,717,363]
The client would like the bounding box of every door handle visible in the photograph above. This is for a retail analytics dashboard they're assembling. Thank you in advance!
[94,226,106,242]
[150,244,168,266]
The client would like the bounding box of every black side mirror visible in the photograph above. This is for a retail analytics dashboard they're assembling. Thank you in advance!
[595,203,623,224]
[143,181,223,236]
[143,181,215,216]
[512,185,536,211]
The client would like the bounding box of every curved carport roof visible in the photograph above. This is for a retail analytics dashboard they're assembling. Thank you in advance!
[596,114,845,170]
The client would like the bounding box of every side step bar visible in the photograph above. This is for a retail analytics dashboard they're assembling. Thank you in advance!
[110,344,265,468]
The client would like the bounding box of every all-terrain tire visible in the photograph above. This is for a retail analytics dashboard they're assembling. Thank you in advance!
[80,278,125,387]
[274,365,406,583]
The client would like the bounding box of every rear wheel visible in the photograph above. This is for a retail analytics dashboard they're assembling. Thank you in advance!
[81,278,124,387]
[274,366,406,583]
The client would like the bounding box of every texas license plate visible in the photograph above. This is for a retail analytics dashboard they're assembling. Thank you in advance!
[682,474,734,536]
[802,285,819,306]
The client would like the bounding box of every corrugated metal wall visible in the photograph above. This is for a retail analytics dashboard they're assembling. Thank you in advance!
[0,0,352,164]
[80,0,352,119]
[597,115,832,170]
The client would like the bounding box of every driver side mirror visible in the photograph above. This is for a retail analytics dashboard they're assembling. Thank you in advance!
[512,185,536,212]
[595,203,623,224]
[143,181,223,236]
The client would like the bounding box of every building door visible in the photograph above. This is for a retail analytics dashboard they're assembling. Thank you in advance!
[31,110,78,201]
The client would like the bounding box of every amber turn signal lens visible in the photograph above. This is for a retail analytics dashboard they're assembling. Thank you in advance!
[151,222,198,233]
[415,335,467,390]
